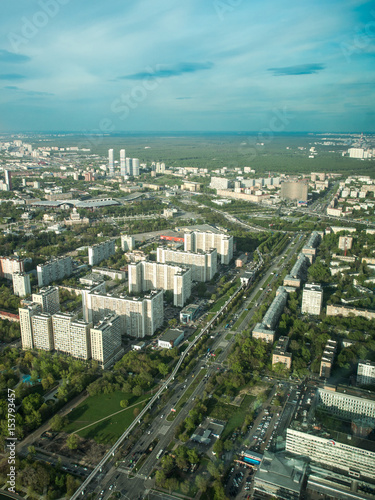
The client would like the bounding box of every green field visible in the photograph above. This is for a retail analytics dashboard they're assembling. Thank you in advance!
[208,394,256,440]
[64,391,150,444]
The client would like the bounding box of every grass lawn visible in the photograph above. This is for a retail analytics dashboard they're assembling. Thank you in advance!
[208,394,256,440]
[63,391,150,444]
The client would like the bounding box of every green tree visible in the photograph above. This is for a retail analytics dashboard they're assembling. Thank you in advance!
[66,433,79,450]
[120,399,129,408]
[49,414,67,432]
[212,439,224,456]
[195,475,209,493]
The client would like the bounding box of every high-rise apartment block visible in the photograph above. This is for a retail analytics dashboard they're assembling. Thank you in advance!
[4,170,12,191]
[120,149,126,177]
[31,313,54,351]
[301,283,323,315]
[357,360,375,386]
[128,261,191,307]
[184,230,233,265]
[121,234,135,252]
[52,313,92,360]
[0,256,24,280]
[32,286,60,314]
[37,256,72,286]
[84,289,163,338]
[108,148,114,176]
[13,272,31,297]
[125,158,140,176]
[88,240,115,266]
[157,247,217,282]
[19,301,42,349]
[90,314,123,369]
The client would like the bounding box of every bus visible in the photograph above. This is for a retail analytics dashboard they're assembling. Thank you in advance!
[156,449,164,460]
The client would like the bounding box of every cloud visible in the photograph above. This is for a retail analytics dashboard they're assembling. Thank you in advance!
[3,86,53,96]
[0,49,31,63]
[268,63,326,76]
[0,73,26,80]
[118,61,214,80]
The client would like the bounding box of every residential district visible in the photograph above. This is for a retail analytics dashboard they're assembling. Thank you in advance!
[0,133,375,500]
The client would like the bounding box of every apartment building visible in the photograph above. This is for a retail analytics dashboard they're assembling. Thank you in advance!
[184,230,233,265]
[13,272,31,297]
[52,313,92,360]
[0,256,24,280]
[357,360,375,386]
[252,287,288,343]
[320,340,337,378]
[121,234,135,252]
[157,247,217,282]
[84,289,163,338]
[90,315,123,369]
[19,301,42,349]
[272,336,292,370]
[302,231,321,263]
[338,236,353,251]
[31,313,53,351]
[301,283,323,315]
[37,256,72,286]
[283,253,309,288]
[32,286,60,315]
[128,260,191,307]
[88,240,115,266]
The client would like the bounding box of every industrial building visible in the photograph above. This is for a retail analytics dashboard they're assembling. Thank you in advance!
[158,329,185,349]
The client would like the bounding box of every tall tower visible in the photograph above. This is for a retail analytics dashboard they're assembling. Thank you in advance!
[120,149,126,178]
[125,157,132,176]
[108,149,114,176]
[4,170,12,191]
[132,158,140,177]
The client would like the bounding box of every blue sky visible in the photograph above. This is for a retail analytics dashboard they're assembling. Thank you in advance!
[0,0,374,132]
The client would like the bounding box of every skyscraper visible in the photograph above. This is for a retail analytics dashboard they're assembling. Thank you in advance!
[108,148,114,176]
[4,170,12,191]
[120,149,126,177]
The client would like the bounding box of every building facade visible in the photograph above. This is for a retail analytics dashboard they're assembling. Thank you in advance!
[32,286,60,315]
[128,261,191,307]
[157,247,217,282]
[357,360,375,386]
[88,240,115,266]
[0,256,24,280]
[37,256,72,287]
[13,272,31,297]
[184,230,233,265]
[301,284,323,315]
[19,301,42,349]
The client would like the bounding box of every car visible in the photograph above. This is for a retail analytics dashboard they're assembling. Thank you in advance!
[160,414,164,418]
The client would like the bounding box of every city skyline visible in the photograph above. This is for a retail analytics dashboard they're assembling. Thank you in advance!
[0,0,374,133]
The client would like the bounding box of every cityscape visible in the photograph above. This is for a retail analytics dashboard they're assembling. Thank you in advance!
[1,1,375,500]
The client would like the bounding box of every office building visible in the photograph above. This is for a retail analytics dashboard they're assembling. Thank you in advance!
[84,289,163,338]
[280,181,308,202]
[286,428,375,481]
[128,261,191,307]
[88,240,116,266]
[158,329,185,349]
[108,148,114,176]
[317,387,375,420]
[301,284,323,315]
[120,149,126,177]
[357,360,375,386]
[121,234,135,252]
[180,303,201,324]
[184,230,233,265]
[32,286,60,314]
[272,336,292,370]
[320,340,337,378]
[0,256,24,280]
[37,256,72,286]
[19,301,42,349]
[90,315,124,369]
[157,247,217,282]
[338,236,353,251]
[253,451,307,500]
[31,313,54,351]
[13,272,31,297]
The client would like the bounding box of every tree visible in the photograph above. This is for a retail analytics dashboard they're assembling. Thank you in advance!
[212,439,224,456]
[133,407,140,418]
[158,362,169,377]
[187,448,199,465]
[132,385,142,396]
[155,470,166,487]
[49,414,67,432]
[66,433,79,450]
[161,455,174,475]
[120,399,129,408]
[195,475,209,493]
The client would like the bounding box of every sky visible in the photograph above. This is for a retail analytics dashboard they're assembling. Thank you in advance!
[0,0,374,133]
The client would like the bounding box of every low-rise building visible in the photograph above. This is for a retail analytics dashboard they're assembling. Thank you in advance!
[158,329,184,349]
[320,340,337,378]
[272,336,292,370]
